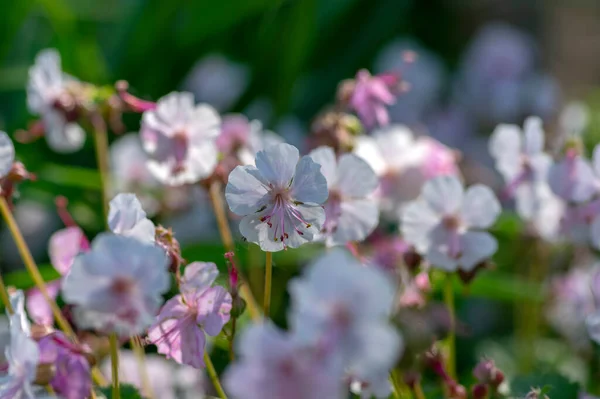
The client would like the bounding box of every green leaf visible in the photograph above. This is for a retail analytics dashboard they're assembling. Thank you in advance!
[99,383,146,399]
[37,163,102,190]
[511,373,580,399]
[3,264,60,290]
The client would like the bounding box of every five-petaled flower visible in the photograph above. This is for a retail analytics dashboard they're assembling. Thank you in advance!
[225,143,328,252]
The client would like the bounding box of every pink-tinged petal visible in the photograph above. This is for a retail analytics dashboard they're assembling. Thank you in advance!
[49,226,87,275]
[26,280,60,326]
[460,185,501,229]
[180,325,207,369]
[180,262,218,301]
[376,72,400,87]
[368,79,396,105]
[548,156,597,203]
[196,287,232,336]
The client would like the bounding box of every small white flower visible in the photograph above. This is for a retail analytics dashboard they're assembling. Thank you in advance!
[26,49,85,153]
[108,193,155,243]
[62,233,170,336]
[225,143,328,252]
[288,249,402,384]
[401,176,500,272]
[308,146,379,246]
[0,132,14,179]
[140,92,220,186]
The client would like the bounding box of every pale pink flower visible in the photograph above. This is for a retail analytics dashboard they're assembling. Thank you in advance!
[348,69,399,128]
[141,92,220,186]
[148,262,231,368]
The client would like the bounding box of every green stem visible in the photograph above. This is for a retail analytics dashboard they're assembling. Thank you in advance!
[228,317,237,361]
[0,274,13,314]
[443,273,456,379]
[263,252,273,318]
[91,113,111,222]
[204,351,228,399]
[109,333,120,399]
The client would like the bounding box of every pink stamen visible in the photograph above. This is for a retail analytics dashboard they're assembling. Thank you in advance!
[55,196,77,227]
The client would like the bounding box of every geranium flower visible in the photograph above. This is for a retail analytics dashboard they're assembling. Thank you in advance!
[225,143,328,252]
[140,92,220,186]
[108,193,155,243]
[61,233,170,336]
[401,176,500,272]
[26,49,85,153]
[308,146,379,246]
[148,262,231,368]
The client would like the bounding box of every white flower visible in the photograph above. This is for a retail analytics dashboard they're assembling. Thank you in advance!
[288,249,402,385]
[140,92,220,186]
[0,132,14,179]
[110,134,161,216]
[26,49,85,153]
[489,117,554,220]
[308,146,379,246]
[401,176,500,272]
[225,143,328,252]
[61,233,170,336]
[0,292,39,399]
[108,193,155,243]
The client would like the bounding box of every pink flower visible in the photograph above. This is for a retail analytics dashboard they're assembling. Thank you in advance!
[348,69,399,128]
[26,226,89,326]
[148,262,232,368]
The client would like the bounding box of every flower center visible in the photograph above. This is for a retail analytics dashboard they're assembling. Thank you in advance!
[111,277,134,295]
[172,130,189,174]
[258,188,313,246]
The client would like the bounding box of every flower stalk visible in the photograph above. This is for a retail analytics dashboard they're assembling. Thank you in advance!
[204,351,228,399]
[109,333,120,399]
[263,251,273,318]
[443,273,456,379]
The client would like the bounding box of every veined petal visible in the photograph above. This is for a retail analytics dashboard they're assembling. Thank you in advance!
[180,262,219,299]
[225,165,270,215]
[196,287,232,336]
[460,185,500,229]
[336,154,379,197]
[422,176,464,215]
[180,325,206,369]
[290,156,328,204]
[328,199,379,246]
[255,143,299,188]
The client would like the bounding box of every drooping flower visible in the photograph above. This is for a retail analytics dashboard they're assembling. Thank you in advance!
[61,233,170,336]
[354,125,459,216]
[37,331,92,399]
[288,249,402,392]
[26,49,86,153]
[108,193,155,243]
[26,226,89,326]
[148,262,231,368]
[110,133,161,216]
[308,146,379,246]
[401,176,501,272]
[0,293,39,399]
[225,143,328,252]
[341,69,400,128]
[224,323,346,399]
[0,132,15,180]
[140,92,221,186]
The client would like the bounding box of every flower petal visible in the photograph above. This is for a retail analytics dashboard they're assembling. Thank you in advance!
[180,262,219,299]
[49,226,87,275]
[401,200,439,253]
[308,146,337,187]
[422,176,464,215]
[336,154,379,197]
[0,132,14,179]
[290,156,329,204]
[460,184,500,229]
[523,116,544,155]
[548,157,596,203]
[108,193,155,243]
[196,287,232,336]
[329,199,379,246]
[225,165,270,215]
[458,231,498,271]
[254,143,299,188]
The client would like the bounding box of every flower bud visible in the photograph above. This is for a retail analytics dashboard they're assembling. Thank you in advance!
[472,383,489,399]
[231,296,247,319]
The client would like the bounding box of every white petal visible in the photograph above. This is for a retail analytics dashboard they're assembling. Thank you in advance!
[401,199,439,253]
[458,231,498,271]
[372,125,414,171]
[329,199,379,246]
[108,193,155,243]
[425,245,458,272]
[460,185,500,228]
[308,146,337,187]
[290,156,329,204]
[188,103,221,141]
[44,112,86,153]
[336,154,379,197]
[255,143,299,188]
[548,157,597,203]
[225,165,270,215]
[422,175,464,215]
[522,116,544,155]
[0,131,15,178]
[593,144,600,177]
[353,136,387,176]
[488,124,521,161]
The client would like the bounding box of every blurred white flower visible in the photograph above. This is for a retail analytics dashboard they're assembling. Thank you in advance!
[140,92,220,186]
[289,249,402,390]
[308,146,379,246]
[402,176,500,271]
[108,193,155,243]
[225,143,328,252]
[62,233,170,336]
[0,131,14,179]
[26,49,85,153]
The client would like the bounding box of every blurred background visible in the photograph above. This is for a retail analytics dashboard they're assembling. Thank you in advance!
[1,1,600,396]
